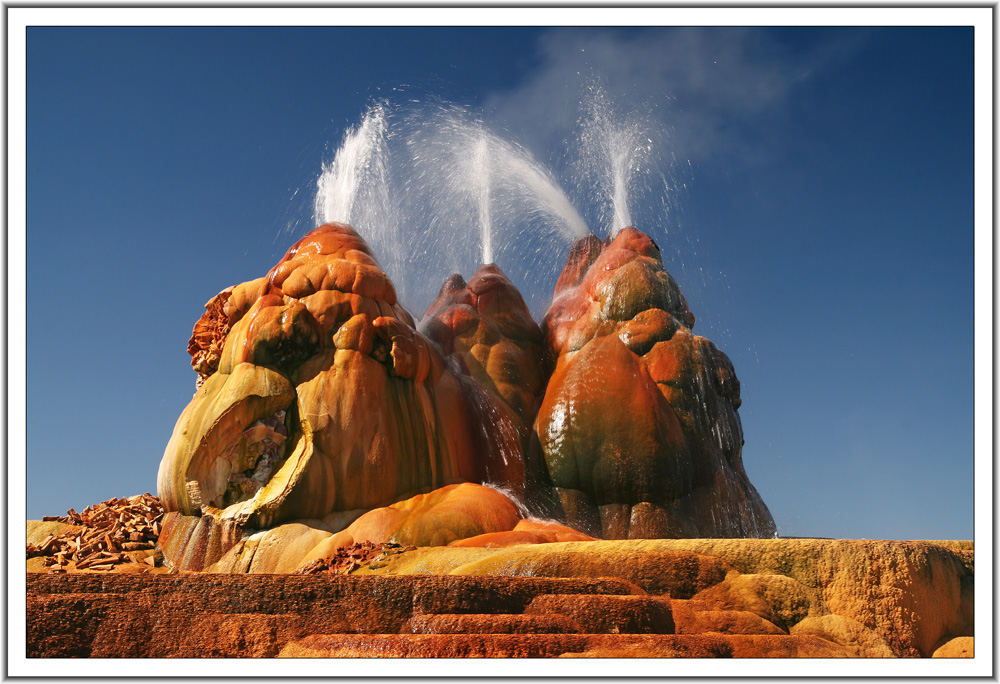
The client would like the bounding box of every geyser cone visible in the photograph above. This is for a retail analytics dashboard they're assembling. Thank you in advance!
[421,263,546,426]
[535,227,776,539]
[159,223,531,529]
[419,263,556,515]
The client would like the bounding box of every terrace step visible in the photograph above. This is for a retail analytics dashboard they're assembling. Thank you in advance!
[26,573,850,658]
[403,612,582,634]
[278,632,735,658]
[278,632,848,658]
[524,593,675,634]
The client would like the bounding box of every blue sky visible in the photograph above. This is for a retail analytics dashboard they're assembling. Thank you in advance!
[24,26,975,539]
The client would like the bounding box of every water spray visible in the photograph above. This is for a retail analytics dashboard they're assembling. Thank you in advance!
[309,93,665,315]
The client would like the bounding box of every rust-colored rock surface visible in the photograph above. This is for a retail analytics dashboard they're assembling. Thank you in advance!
[158,223,527,530]
[166,223,775,547]
[420,265,546,429]
[25,538,972,658]
[25,574,640,657]
[671,600,787,636]
[157,511,243,572]
[691,572,816,631]
[203,522,336,574]
[404,612,583,634]
[188,286,235,384]
[524,593,675,634]
[349,537,974,657]
[278,633,737,658]
[790,614,894,657]
[535,227,775,538]
[152,484,591,574]
[419,264,555,512]
[320,482,522,550]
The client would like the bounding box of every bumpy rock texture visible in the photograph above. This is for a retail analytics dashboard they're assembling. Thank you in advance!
[25,225,976,661]
[26,539,973,658]
[155,484,590,574]
[159,222,777,551]
[419,264,554,511]
[536,228,775,539]
[158,223,526,530]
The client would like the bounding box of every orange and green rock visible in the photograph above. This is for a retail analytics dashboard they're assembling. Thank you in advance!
[158,223,528,530]
[536,227,774,538]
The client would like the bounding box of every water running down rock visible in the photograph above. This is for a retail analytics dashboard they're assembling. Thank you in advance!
[27,222,973,660]
[159,219,773,550]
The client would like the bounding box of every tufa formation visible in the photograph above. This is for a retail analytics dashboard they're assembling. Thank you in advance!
[159,223,525,532]
[537,228,775,538]
[158,222,774,554]
[27,223,974,660]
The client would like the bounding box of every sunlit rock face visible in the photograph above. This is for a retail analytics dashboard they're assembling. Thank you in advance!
[158,223,525,529]
[536,227,776,539]
[448,517,598,548]
[295,482,524,569]
[419,265,555,511]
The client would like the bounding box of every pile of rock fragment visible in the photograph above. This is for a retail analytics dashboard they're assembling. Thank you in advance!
[26,493,165,571]
[296,541,415,575]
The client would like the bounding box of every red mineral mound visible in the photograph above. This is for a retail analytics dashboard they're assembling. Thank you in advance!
[536,227,776,539]
[420,264,547,428]
[158,223,527,530]
[420,264,555,511]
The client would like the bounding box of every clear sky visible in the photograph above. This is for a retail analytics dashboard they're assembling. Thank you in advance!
[24,25,975,539]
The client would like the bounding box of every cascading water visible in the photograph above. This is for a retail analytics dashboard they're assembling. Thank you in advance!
[403,106,589,280]
[307,91,670,316]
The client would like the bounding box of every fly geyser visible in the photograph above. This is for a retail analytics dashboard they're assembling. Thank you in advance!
[28,219,975,661]
[155,218,775,569]
[26,95,975,662]
[152,95,775,569]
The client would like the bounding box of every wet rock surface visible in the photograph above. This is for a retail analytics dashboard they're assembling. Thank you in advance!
[23,225,974,660]
[158,223,780,559]
[536,227,775,538]
[162,223,779,550]
[158,223,528,531]
[156,510,243,573]
[419,264,554,511]
[420,265,547,430]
